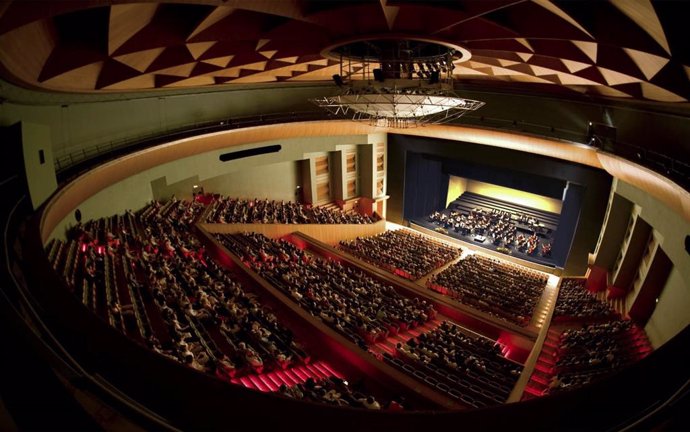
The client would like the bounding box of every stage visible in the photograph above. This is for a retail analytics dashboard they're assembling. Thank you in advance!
[411,192,560,267]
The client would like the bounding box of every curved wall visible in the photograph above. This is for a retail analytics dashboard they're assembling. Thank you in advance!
[39,120,690,347]
[2,79,690,167]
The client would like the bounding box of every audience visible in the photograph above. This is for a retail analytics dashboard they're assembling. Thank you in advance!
[206,197,377,225]
[553,278,618,321]
[390,321,521,407]
[428,253,547,326]
[47,193,653,409]
[339,229,461,280]
[50,198,397,407]
[218,232,437,348]
[546,320,650,393]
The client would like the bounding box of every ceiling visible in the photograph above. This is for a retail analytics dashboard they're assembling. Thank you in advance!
[0,0,688,102]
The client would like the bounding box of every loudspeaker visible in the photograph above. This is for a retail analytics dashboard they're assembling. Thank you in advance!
[373,68,384,82]
[332,74,343,87]
[429,70,439,84]
[685,235,690,255]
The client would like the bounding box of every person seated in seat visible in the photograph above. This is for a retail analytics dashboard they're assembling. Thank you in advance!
[217,354,237,378]
[360,396,381,410]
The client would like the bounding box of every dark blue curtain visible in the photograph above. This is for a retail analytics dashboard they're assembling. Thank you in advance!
[403,153,444,220]
[552,182,585,266]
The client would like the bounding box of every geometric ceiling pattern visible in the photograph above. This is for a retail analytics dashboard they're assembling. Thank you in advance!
[0,0,688,102]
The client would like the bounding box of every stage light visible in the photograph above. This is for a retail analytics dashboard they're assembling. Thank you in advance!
[312,38,484,128]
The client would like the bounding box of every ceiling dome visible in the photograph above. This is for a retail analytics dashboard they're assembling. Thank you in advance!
[0,0,688,102]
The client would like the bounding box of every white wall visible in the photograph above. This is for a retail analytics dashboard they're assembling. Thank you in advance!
[48,133,371,241]
[645,267,690,348]
[0,85,334,160]
[612,179,690,346]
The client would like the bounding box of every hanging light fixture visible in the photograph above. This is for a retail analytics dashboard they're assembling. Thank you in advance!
[311,38,485,128]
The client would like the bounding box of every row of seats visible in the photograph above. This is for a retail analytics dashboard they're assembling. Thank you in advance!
[545,320,652,393]
[387,321,521,407]
[553,278,618,322]
[339,229,461,280]
[48,197,396,408]
[218,232,437,349]
[427,253,547,326]
[205,196,377,225]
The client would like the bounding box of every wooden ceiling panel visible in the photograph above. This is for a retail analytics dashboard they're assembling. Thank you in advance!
[102,73,156,91]
[188,9,291,43]
[114,48,165,73]
[385,5,468,34]
[96,58,143,89]
[596,45,645,79]
[435,16,519,40]
[0,0,686,101]
[481,1,592,40]
[652,1,690,65]
[38,45,105,82]
[114,4,214,55]
[42,61,103,90]
[108,4,158,55]
[0,19,56,82]
[146,45,196,73]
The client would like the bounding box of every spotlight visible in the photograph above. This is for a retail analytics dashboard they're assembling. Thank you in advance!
[429,70,440,84]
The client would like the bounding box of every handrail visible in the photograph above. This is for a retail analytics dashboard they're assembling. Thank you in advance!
[54,110,334,174]
[53,110,690,192]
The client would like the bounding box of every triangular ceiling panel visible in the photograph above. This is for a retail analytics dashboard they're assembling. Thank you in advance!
[186,6,234,41]
[96,58,142,89]
[640,81,686,102]
[530,65,561,77]
[490,66,520,76]
[153,62,196,77]
[561,59,591,74]
[597,67,642,86]
[201,55,233,68]
[623,48,670,80]
[186,41,216,59]
[572,41,597,63]
[146,45,196,73]
[255,39,270,51]
[515,38,533,52]
[259,50,278,59]
[113,47,165,73]
[101,73,155,90]
[453,66,489,76]
[609,0,670,54]
[108,3,158,55]
[496,58,520,67]
[531,0,594,39]
[590,85,634,98]
[0,0,686,102]
[276,56,299,64]
[163,75,215,88]
[555,73,600,86]
[41,60,103,89]
[516,52,533,62]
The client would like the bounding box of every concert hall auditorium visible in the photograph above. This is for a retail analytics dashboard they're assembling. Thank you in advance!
[1,1,690,431]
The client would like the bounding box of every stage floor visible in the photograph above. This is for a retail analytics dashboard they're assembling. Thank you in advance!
[410,217,557,267]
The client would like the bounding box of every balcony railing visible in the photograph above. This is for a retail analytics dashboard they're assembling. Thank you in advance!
[54,111,690,190]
